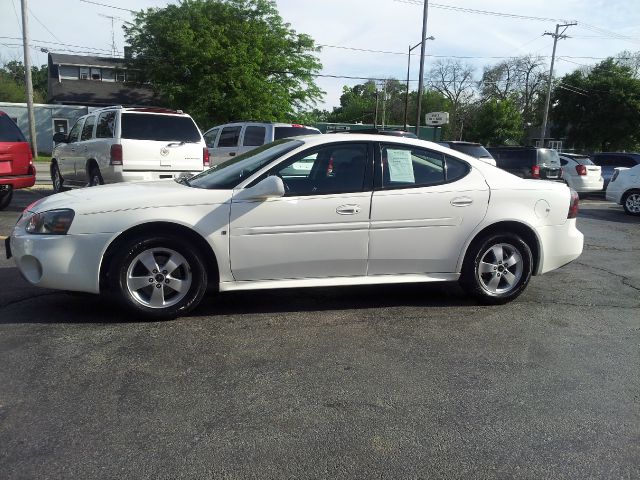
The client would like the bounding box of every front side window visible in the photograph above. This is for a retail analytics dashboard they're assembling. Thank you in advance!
[95,111,116,138]
[243,126,266,147]
[269,143,369,196]
[67,118,84,143]
[218,126,242,147]
[80,116,96,141]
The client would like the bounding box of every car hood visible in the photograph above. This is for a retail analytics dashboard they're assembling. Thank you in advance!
[28,180,233,214]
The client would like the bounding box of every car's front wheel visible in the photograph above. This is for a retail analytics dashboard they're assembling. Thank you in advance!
[622,190,640,216]
[109,235,208,320]
[0,186,13,210]
[461,233,533,305]
[51,163,66,193]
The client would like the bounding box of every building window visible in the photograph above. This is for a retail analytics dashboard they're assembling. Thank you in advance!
[79,66,89,80]
[91,67,101,80]
[115,70,126,82]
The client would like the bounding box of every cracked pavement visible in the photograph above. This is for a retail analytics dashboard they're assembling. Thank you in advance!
[0,188,638,479]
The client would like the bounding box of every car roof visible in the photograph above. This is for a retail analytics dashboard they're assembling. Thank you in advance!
[440,141,483,146]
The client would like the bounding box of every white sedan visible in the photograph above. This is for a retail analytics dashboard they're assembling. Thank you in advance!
[606,164,640,215]
[6,135,584,319]
[559,153,604,195]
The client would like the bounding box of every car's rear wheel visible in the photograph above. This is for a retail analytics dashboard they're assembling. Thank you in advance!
[622,190,640,216]
[461,233,533,305]
[88,165,103,187]
[109,235,208,320]
[0,186,13,210]
[51,163,66,193]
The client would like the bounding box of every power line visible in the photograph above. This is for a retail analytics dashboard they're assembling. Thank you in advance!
[78,0,135,13]
[0,36,113,52]
[28,7,62,43]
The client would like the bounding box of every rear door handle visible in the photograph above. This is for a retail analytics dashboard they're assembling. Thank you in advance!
[451,197,473,207]
[336,204,361,215]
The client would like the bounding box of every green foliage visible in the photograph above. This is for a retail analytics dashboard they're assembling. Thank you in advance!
[123,0,323,128]
[0,61,47,103]
[551,58,640,151]
[467,97,523,146]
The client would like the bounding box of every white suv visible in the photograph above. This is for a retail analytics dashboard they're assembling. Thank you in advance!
[51,106,209,191]
[203,121,320,166]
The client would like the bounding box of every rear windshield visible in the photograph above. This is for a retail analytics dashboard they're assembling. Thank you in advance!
[274,126,319,140]
[537,149,560,166]
[121,113,201,142]
[0,114,27,142]
[449,144,493,159]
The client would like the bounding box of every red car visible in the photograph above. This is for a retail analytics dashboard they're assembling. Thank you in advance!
[0,111,36,210]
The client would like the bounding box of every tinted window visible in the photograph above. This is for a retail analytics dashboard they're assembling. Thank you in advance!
[618,156,638,168]
[537,148,560,166]
[271,143,368,196]
[560,158,568,166]
[492,149,534,169]
[0,114,26,142]
[218,126,242,147]
[382,145,445,189]
[95,111,116,138]
[243,126,266,147]
[274,126,319,140]
[188,140,302,190]
[203,128,219,148]
[68,118,84,143]
[450,144,493,159]
[80,116,96,141]
[120,113,201,142]
[445,156,470,182]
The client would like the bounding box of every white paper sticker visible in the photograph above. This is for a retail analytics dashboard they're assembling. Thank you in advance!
[387,149,415,183]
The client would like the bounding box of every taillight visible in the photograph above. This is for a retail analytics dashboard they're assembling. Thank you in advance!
[611,170,619,183]
[203,147,210,167]
[567,189,579,219]
[110,144,123,165]
[575,164,587,176]
[531,165,540,178]
[27,164,36,175]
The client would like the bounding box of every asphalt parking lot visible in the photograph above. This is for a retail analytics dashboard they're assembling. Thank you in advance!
[1,186,638,479]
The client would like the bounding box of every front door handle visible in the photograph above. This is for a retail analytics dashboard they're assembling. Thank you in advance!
[229,152,236,156]
[451,197,473,207]
[336,204,361,215]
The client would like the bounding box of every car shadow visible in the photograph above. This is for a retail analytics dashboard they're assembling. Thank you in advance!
[578,206,640,224]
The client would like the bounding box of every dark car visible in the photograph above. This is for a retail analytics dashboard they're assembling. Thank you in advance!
[591,152,640,189]
[0,112,36,210]
[487,146,562,180]
[438,141,496,165]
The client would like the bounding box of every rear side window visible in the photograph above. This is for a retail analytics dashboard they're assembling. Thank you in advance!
[0,114,26,142]
[494,149,534,169]
[618,156,639,168]
[203,128,219,148]
[445,156,470,182]
[381,145,445,189]
[95,111,116,138]
[243,126,266,147]
[570,156,594,165]
[80,116,96,141]
[218,126,242,147]
[120,113,201,142]
[274,126,319,140]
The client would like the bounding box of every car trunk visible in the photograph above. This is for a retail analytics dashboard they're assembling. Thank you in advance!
[120,113,204,175]
[0,142,32,177]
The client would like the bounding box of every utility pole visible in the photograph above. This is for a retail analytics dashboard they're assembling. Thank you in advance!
[540,21,576,147]
[403,36,434,131]
[20,0,37,156]
[381,80,387,130]
[414,0,430,137]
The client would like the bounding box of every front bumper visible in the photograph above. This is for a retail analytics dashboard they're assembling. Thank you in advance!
[535,219,584,275]
[9,230,114,293]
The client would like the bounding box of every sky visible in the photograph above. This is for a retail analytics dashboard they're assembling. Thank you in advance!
[1,0,639,110]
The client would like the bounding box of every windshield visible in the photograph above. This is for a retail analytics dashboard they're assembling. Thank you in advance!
[188,139,302,189]
[451,144,493,159]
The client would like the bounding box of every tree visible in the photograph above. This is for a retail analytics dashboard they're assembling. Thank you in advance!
[551,58,640,151]
[0,61,48,103]
[123,0,323,128]
[466,97,522,146]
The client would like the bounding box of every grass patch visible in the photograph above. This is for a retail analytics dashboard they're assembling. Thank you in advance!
[34,155,50,163]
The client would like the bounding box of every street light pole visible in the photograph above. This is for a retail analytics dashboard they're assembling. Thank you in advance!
[414,0,431,136]
[404,41,422,131]
[20,0,38,156]
[540,21,576,147]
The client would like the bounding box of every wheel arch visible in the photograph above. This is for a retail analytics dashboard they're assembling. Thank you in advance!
[85,158,99,175]
[459,221,541,276]
[99,221,220,293]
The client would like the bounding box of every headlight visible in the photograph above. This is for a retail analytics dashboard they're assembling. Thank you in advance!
[25,209,75,235]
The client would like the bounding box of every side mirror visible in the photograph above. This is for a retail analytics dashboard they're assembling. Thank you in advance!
[234,175,285,201]
[53,132,67,144]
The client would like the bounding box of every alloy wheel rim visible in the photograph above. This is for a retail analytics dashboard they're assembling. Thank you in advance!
[626,194,640,213]
[125,247,192,309]
[477,243,523,295]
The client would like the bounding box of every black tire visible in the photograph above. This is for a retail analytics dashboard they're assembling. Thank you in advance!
[51,162,66,193]
[108,234,208,320]
[460,233,533,305]
[622,190,640,216]
[88,165,103,187]
[0,186,13,210]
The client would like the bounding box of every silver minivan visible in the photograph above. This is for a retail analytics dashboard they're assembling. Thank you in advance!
[51,106,208,191]
[203,122,320,166]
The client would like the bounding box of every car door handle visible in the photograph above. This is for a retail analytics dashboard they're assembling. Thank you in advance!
[336,204,361,215]
[451,197,473,207]
[229,152,236,156]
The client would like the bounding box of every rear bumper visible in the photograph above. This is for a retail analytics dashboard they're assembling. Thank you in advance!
[567,175,604,193]
[0,174,36,189]
[535,219,584,275]
[119,170,201,183]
